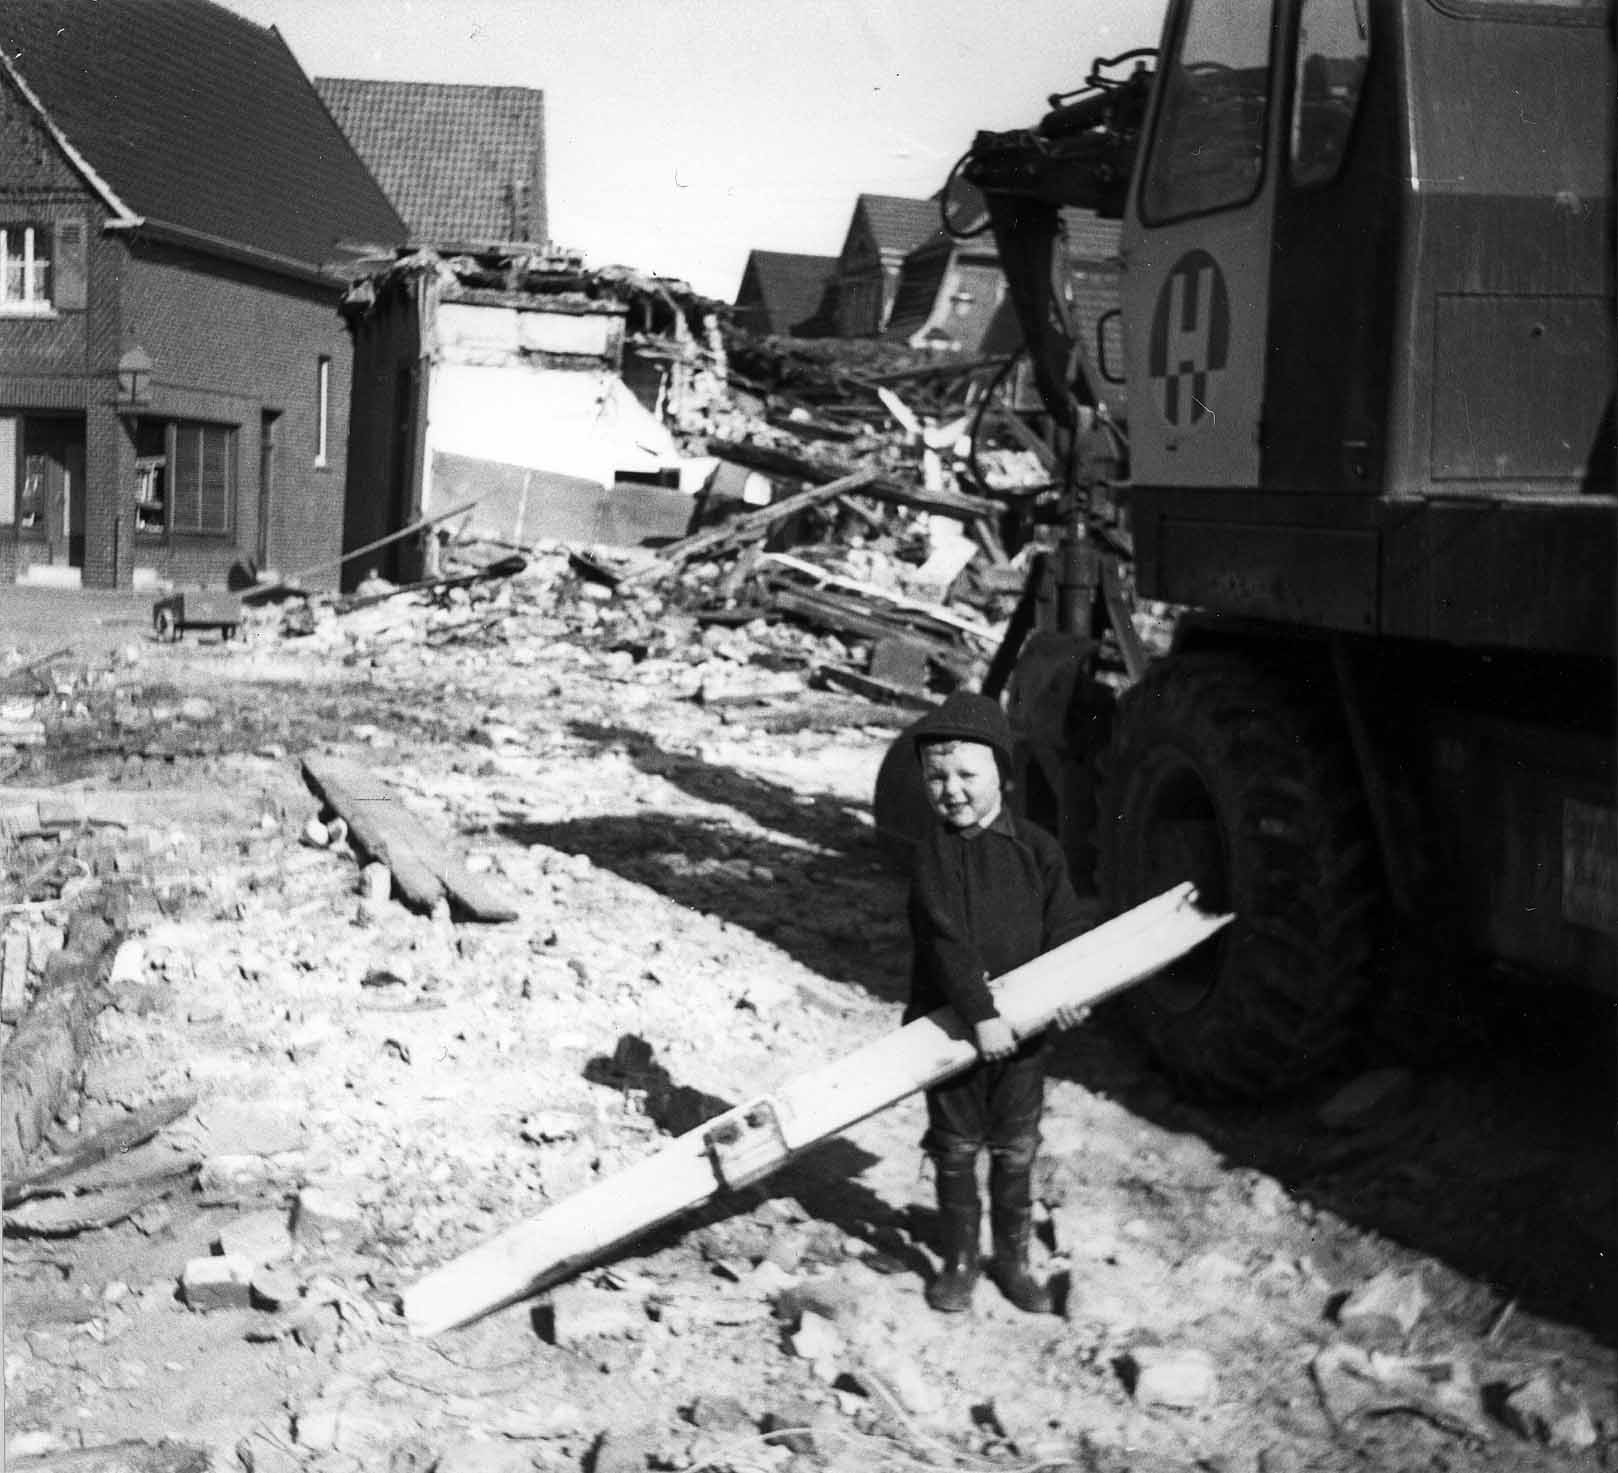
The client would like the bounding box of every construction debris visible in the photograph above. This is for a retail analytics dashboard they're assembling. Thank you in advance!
[301,756,519,922]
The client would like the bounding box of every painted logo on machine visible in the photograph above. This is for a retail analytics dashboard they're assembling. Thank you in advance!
[1148,249,1230,430]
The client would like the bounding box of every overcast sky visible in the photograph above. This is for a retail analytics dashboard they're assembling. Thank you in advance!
[222,0,1165,300]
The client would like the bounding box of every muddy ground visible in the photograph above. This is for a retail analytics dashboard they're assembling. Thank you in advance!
[2,575,1614,1473]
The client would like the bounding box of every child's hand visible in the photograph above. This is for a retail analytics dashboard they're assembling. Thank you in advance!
[973,1017,1017,1061]
[1054,1004,1092,1030]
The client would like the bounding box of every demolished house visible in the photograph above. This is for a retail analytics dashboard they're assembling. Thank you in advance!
[339,247,726,587]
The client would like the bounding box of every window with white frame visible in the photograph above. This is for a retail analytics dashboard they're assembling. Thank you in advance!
[0,224,53,313]
[315,355,331,468]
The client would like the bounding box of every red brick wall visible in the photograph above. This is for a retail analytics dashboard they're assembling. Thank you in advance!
[3,75,358,592]
[120,239,351,590]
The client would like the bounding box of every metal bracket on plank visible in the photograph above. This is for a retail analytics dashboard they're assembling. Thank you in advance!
[703,1097,788,1192]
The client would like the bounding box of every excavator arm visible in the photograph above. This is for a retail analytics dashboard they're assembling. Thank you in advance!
[962,52,1153,433]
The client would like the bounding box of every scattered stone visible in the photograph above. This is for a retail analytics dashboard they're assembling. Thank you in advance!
[1500,1370,1598,1450]
[433,1438,536,1473]
[199,1154,276,1194]
[293,1185,363,1246]
[1126,1346,1220,1409]
[1317,1067,1416,1131]
[862,1350,946,1420]
[688,1394,757,1433]
[7,1430,66,1459]
[180,1253,254,1311]
[358,863,392,901]
[107,937,148,986]
[178,696,216,722]
[289,1300,342,1350]
[790,1309,844,1372]
[217,1208,294,1266]
[1,928,28,1022]
[250,1265,302,1312]
[1245,1174,1290,1219]
[1335,1267,1427,1346]
[536,1280,648,1345]
[301,818,331,848]
[293,1400,342,1452]
[590,1428,659,1473]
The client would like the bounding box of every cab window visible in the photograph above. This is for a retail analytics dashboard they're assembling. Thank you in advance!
[1290,0,1371,186]
[1140,0,1276,224]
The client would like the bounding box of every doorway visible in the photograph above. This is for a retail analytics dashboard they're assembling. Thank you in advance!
[21,416,87,568]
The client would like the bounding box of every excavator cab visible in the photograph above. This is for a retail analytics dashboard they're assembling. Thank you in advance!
[954,0,1616,1100]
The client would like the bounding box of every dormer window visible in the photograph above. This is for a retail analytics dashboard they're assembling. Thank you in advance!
[0,223,53,314]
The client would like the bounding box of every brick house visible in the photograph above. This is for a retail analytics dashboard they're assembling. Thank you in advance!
[833,194,939,338]
[886,206,1125,420]
[315,79,548,248]
[731,250,838,338]
[0,0,405,591]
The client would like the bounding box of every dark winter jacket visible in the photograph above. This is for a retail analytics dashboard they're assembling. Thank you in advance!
[906,806,1090,1028]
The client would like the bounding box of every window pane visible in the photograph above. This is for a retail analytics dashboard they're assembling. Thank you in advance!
[173,425,202,533]
[1291,0,1370,186]
[1141,0,1276,223]
[201,425,230,534]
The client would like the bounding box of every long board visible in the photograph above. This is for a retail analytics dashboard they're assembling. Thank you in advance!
[404,882,1228,1337]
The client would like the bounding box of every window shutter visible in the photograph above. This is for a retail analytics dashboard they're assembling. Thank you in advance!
[52,219,87,310]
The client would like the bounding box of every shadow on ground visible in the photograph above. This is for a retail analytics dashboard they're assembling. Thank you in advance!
[1047,978,1618,1347]
[579,1033,934,1286]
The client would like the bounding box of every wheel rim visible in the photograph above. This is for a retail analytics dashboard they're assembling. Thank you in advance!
[1129,753,1230,1016]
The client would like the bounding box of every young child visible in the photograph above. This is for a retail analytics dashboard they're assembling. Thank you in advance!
[905,691,1091,1314]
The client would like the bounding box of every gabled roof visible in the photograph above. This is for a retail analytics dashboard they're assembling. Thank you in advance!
[884,243,953,342]
[316,79,548,247]
[734,250,837,335]
[849,194,939,261]
[0,0,405,275]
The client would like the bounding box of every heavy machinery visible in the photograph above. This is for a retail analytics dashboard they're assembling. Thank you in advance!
[948,0,1615,1098]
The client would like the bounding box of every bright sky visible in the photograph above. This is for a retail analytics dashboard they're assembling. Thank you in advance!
[221,0,1166,301]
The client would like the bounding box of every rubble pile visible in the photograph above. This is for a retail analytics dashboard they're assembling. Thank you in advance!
[0,584,1612,1473]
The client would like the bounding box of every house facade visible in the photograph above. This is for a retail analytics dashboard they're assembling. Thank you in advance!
[316,79,548,249]
[0,0,404,591]
[833,194,939,338]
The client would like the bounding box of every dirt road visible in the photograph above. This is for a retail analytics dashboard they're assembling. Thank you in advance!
[3,572,1614,1473]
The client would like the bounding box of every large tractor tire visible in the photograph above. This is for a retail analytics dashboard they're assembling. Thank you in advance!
[1098,651,1380,1099]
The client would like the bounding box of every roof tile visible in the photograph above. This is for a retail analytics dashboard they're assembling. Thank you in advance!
[2,0,405,269]
[316,78,547,246]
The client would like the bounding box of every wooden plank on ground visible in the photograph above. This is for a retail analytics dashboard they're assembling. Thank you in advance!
[620,468,877,584]
[3,1168,194,1236]
[6,1440,210,1473]
[707,439,999,519]
[0,925,119,1177]
[301,756,519,922]
[402,884,1229,1337]
[4,1093,196,1206]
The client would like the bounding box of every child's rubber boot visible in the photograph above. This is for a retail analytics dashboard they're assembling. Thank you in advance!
[989,1160,1054,1314]
[926,1164,980,1314]
[987,1231,1053,1315]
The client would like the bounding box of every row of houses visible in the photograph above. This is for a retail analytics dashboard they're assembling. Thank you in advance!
[0,0,549,593]
[732,189,1123,365]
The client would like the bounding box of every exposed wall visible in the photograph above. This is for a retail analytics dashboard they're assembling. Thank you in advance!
[120,239,351,589]
[343,272,424,586]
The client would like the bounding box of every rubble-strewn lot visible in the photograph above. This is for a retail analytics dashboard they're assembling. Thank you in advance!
[3,566,1615,1473]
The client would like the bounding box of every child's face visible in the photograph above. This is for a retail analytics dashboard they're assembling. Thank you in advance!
[920,740,1003,832]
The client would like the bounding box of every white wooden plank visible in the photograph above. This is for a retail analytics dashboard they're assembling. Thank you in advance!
[403,883,1226,1337]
